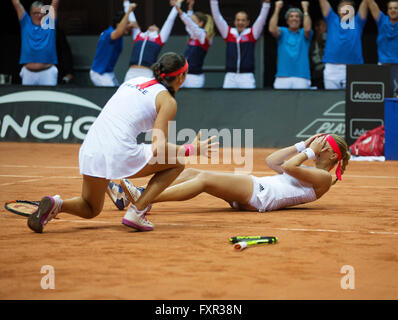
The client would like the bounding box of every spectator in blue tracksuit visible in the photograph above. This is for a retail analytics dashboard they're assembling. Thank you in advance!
[318,0,369,90]
[367,0,398,65]
[174,0,215,88]
[269,1,314,89]
[12,0,60,86]
[210,0,271,89]
[90,3,136,87]
[124,1,179,82]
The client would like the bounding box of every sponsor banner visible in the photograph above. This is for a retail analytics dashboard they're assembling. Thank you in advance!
[175,89,345,147]
[0,86,115,143]
[349,118,384,139]
[350,82,384,103]
[346,65,392,146]
[0,86,345,147]
[296,100,345,139]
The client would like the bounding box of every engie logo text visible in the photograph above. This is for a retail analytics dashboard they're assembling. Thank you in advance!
[0,90,101,143]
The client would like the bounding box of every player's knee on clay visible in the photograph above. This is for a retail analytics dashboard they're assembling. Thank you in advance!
[84,201,103,219]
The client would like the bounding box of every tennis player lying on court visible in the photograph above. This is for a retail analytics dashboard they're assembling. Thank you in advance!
[109,133,350,218]
[27,52,217,234]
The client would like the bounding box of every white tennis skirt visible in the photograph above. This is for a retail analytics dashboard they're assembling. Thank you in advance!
[79,142,153,180]
[248,175,317,212]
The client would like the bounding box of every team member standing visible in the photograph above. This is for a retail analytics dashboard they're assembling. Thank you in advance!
[174,0,215,88]
[318,0,368,89]
[90,3,137,87]
[124,1,181,81]
[11,0,60,86]
[367,0,398,65]
[210,0,271,89]
[27,52,217,234]
[120,134,350,214]
[269,1,313,89]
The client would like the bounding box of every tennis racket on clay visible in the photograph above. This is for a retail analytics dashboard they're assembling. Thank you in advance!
[229,236,278,244]
[229,236,278,251]
[4,200,40,217]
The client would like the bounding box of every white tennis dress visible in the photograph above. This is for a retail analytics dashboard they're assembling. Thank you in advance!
[248,173,317,212]
[79,76,166,179]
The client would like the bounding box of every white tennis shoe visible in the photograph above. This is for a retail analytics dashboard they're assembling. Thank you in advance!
[122,204,154,231]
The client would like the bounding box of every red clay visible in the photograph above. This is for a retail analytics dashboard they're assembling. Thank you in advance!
[0,142,397,299]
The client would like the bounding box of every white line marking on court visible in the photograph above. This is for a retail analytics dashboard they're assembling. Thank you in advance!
[0,174,43,178]
[53,218,398,236]
[358,186,398,189]
[276,227,356,233]
[0,175,81,186]
[0,175,82,179]
[49,176,81,179]
[343,175,398,179]
[21,179,43,183]
[0,165,78,169]
[1,178,44,186]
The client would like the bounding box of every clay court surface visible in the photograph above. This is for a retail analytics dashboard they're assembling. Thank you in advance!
[0,142,397,300]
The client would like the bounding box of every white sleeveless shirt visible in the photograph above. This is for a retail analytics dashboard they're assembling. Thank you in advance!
[79,77,167,179]
[249,173,317,212]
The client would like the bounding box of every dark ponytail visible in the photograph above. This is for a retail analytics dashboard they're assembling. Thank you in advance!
[151,52,186,97]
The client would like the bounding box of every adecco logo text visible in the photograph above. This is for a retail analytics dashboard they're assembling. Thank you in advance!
[0,91,101,142]
[349,118,384,140]
[350,82,384,103]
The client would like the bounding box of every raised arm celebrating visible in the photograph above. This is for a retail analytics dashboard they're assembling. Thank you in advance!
[174,0,214,88]
[111,3,136,40]
[210,0,270,89]
[159,1,181,43]
[187,0,195,13]
[15,0,59,86]
[301,1,312,38]
[174,0,207,44]
[366,0,381,20]
[271,0,314,89]
[269,1,283,38]
[51,0,60,19]
[318,0,331,17]
[11,0,25,20]
[210,0,229,38]
[358,0,369,20]
[252,0,271,40]
[124,0,141,39]
[367,0,398,65]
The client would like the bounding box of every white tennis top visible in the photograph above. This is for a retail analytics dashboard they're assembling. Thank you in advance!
[250,172,317,212]
[79,77,166,179]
